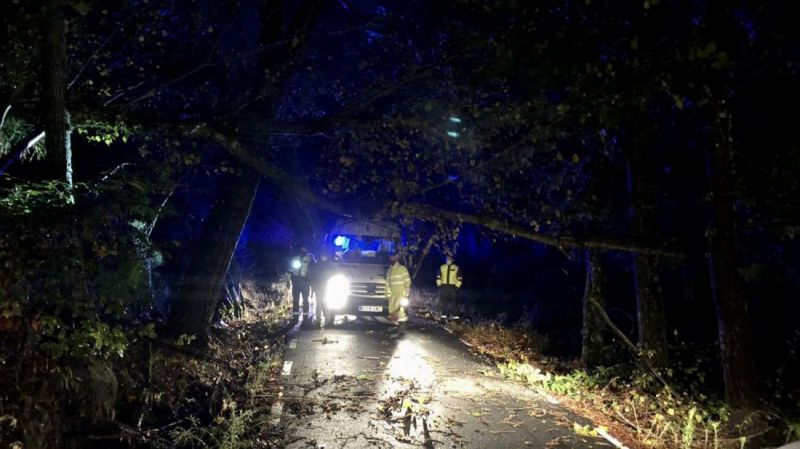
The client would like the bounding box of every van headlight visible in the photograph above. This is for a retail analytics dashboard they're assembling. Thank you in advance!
[290,258,302,270]
[400,297,409,307]
[325,274,350,309]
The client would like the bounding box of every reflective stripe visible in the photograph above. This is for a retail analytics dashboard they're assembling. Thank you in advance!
[438,263,461,287]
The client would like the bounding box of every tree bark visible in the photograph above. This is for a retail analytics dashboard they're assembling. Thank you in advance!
[705,98,757,408]
[700,0,758,409]
[627,142,668,367]
[39,0,72,189]
[166,172,260,345]
[581,250,607,368]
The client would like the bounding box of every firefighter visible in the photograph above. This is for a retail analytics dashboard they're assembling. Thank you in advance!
[436,252,462,320]
[309,250,336,328]
[289,245,316,325]
[386,253,411,324]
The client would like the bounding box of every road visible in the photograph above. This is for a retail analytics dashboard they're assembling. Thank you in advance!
[271,316,608,449]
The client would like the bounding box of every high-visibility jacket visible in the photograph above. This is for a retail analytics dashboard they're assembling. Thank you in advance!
[436,263,462,288]
[386,263,411,297]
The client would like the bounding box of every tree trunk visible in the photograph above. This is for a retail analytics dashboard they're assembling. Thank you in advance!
[698,0,759,410]
[705,99,757,407]
[627,142,669,367]
[582,250,607,368]
[164,0,323,346]
[166,172,260,345]
[411,235,436,280]
[39,0,72,190]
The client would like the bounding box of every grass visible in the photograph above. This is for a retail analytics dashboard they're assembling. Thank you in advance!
[169,408,257,449]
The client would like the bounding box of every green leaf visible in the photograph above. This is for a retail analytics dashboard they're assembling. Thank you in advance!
[70,1,90,15]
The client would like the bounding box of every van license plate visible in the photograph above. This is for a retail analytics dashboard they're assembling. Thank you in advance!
[358,306,382,312]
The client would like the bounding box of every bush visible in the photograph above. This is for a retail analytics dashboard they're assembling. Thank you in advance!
[0,179,159,445]
[445,318,798,449]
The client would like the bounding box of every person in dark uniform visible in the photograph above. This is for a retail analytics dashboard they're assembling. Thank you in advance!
[309,250,337,328]
[289,245,315,324]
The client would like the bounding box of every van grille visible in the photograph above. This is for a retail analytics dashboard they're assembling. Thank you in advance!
[350,282,386,297]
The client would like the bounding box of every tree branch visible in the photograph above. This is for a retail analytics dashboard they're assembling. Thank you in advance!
[0,105,11,131]
[587,292,675,394]
[399,203,685,258]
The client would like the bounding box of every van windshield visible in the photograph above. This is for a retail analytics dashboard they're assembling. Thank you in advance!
[332,235,394,265]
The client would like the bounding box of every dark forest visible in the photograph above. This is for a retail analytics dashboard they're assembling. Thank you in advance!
[1,1,799,448]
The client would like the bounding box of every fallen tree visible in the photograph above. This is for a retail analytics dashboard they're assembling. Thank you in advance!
[190,124,685,259]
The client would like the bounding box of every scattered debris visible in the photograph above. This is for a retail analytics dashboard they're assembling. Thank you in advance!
[312,337,339,345]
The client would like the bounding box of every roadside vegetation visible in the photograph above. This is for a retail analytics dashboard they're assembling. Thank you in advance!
[415,289,800,449]
[0,182,291,447]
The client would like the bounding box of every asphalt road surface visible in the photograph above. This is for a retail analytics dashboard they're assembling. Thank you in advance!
[271,316,609,449]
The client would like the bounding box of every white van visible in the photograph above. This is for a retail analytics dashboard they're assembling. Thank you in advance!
[320,219,402,323]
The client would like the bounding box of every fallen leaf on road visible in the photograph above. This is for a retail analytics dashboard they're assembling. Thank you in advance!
[572,422,599,437]
[312,337,338,344]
